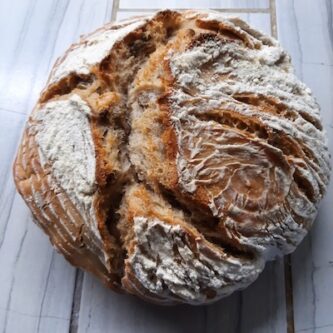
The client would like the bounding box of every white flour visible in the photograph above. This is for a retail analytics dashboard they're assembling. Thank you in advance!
[35,94,100,238]
[50,19,148,84]
[129,216,264,303]
[168,19,330,258]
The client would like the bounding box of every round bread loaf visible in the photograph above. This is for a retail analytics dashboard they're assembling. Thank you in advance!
[13,10,331,305]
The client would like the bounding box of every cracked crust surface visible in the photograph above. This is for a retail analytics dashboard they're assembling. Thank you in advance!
[13,10,330,304]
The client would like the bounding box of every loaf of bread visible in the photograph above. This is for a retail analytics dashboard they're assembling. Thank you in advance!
[13,10,330,305]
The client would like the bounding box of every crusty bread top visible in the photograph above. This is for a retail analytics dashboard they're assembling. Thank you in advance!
[13,10,331,305]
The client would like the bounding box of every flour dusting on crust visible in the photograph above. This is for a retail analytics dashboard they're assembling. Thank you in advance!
[13,10,331,305]
[34,94,99,237]
[129,216,264,304]
[50,19,149,84]
[167,24,329,258]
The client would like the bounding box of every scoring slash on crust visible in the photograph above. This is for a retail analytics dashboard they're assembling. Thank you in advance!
[13,10,330,304]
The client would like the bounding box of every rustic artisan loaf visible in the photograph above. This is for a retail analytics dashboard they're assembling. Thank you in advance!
[13,10,330,305]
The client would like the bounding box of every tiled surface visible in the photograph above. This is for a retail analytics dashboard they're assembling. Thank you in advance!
[276,1,333,332]
[77,260,286,333]
[119,0,270,9]
[116,11,272,35]
[0,1,332,332]
[0,0,113,115]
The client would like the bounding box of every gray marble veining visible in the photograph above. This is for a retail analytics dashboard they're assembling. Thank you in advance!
[277,1,333,332]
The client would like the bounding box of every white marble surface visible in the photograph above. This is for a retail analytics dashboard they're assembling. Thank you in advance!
[0,0,331,332]
[119,0,269,9]
[276,1,333,332]
[116,11,271,34]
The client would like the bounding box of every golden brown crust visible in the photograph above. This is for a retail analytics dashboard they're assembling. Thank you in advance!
[13,10,330,305]
[13,116,114,289]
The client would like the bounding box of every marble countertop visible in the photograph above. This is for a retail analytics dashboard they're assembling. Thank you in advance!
[0,1,332,332]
